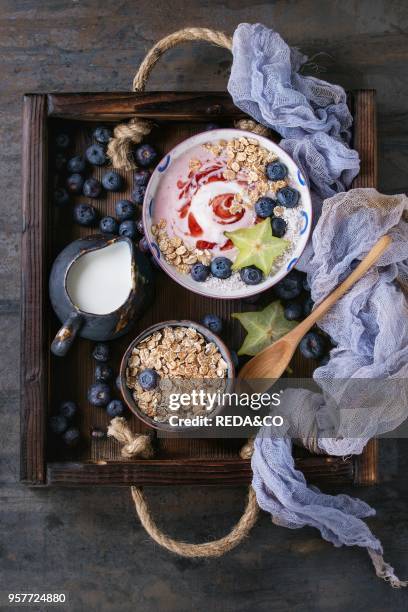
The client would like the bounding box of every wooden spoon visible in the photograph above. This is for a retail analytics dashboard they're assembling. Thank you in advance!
[238,235,392,381]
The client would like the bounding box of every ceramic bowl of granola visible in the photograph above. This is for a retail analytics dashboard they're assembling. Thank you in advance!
[143,128,312,299]
[120,320,235,431]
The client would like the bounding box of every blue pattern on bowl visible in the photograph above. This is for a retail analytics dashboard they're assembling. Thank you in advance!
[157,154,171,173]
[287,257,298,270]
[297,169,306,186]
[148,197,154,219]
[300,210,309,235]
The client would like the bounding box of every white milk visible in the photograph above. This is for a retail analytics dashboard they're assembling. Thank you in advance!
[66,241,132,314]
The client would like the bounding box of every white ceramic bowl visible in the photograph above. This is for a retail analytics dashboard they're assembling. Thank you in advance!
[143,128,312,299]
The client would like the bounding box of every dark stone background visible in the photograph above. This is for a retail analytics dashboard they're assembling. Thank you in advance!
[1,1,407,610]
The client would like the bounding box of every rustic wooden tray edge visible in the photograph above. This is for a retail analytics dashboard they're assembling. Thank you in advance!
[20,90,378,487]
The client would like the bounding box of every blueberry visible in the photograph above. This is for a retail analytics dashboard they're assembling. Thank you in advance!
[106,399,126,418]
[119,220,137,239]
[191,262,210,282]
[58,401,77,420]
[83,177,102,198]
[95,363,113,382]
[91,426,107,440]
[240,266,263,285]
[210,257,233,279]
[138,236,150,253]
[284,301,303,321]
[49,414,68,434]
[93,126,112,145]
[136,218,145,235]
[102,171,123,192]
[66,173,84,194]
[135,144,157,167]
[73,203,97,226]
[88,382,111,407]
[202,314,223,334]
[55,152,67,171]
[67,155,86,174]
[54,187,69,207]
[266,161,288,181]
[299,332,326,360]
[274,270,303,300]
[276,186,300,208]
[133,170,151,186]
[303,276,311,292]
[92,342,110,362]
[115,199,135,221]
[138,368,158,390]
[132,185,146,205]
[303,296,314,317]
[100,216,119,235]
[62,427,80,447]
[272,217,287,238]
[255,197,275,218]
[116,375,122,392]
[86,144,106,166]
[56,133,70,149]
[205,123,220,131]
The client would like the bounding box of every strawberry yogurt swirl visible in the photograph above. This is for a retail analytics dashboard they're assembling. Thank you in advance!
[174,156,256,256]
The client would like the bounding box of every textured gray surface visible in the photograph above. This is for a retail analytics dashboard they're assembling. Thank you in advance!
[1,1,408,610]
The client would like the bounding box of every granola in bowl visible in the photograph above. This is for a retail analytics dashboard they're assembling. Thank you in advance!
[143,129,312,299]
[120,321,234,429]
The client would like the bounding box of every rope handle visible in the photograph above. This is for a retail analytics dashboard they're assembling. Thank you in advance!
[132,27,233,92]
[131,486,259,557]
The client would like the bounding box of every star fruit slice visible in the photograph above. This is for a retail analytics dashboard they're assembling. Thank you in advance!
[232,302,296,356]
[225,218,290,276]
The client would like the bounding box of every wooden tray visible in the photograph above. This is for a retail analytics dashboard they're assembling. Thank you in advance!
[21,90,378,487]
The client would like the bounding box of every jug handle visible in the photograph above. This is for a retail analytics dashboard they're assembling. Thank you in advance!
[51,312,84,357]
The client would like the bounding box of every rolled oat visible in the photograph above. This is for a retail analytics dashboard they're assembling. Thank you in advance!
[126,326,229,422]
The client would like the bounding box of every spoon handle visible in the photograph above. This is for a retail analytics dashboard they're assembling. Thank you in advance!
[291,234,392,339]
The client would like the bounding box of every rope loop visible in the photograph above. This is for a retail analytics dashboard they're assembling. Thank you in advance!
[131,486,259,557]
[106,119,153,171]
[107,417,154,459]
[132,27,233,92]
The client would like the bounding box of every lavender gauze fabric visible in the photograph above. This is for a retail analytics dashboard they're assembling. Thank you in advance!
[228,22,360,200]
[228,23,408,583]
[228,22,360,269]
